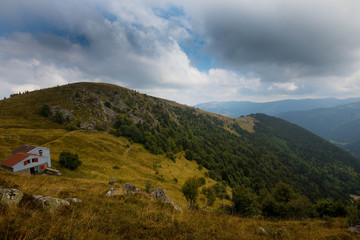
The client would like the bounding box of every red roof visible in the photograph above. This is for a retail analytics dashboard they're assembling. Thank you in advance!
[0,153,34,167]
[12,145,38,154]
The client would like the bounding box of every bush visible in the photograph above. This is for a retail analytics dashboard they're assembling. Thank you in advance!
[59,151,82,170]
[39,104,52,117]
[145,181,153,194]
[347,200,360,226]
[53,111,65,124]
[181,177,201,209]
[232,186,256,217]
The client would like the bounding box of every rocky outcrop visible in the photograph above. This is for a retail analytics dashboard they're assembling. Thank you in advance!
[105,188,119,197]
[0,188,23,206]
[151,188,173,204]
[151,187,181,212]
[33,195,70,210]
[123,183,139,195]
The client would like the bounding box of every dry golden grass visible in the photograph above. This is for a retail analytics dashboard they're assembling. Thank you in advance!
[0,127,222,208]
[1,171,359,240]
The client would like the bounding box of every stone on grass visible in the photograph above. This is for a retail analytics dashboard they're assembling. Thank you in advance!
[151,187,181,212]
[33,195,70,211]
[258,227,267,235]
[105,188,119,197]
[109,177,116,185]
[348,225,360,233]
[65,198,83,204]
[123,183,139,195]
[0,188,23,206]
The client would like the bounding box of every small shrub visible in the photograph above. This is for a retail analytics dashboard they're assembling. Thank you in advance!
[39,104,52,117]
[59,151,82,170]
[113,165,120,169]
[53,111,65,124]
[145,181,153,193]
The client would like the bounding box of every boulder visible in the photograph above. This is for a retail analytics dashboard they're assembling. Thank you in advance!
[33,195,70,210]
[123,183,139,195]
[109,177,116,185]
[0,188,23,206]
[348,225,360,233]
[151,188,181,212]
[65,198,83,204]
[151,188,173,204]
[105,188,119,197]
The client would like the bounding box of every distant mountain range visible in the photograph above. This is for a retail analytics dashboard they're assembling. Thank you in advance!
[195,98,360,159]
[195,98,360,117]
[278,102,360,159]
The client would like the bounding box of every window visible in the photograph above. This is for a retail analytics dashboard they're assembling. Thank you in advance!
[32,158,38,163]
[27,160,30,164]
[24,161,27,166]
[39,150,43,156]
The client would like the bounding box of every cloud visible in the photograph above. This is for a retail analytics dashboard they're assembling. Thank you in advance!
[0,0,360,105]
[182,0,360,81]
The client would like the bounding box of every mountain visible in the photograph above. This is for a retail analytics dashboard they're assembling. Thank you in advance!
[195,98,360,117]
[277,102,360,159]
[1,82,360,202]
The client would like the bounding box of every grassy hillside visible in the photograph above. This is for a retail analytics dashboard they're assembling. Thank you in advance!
[1,82,360,203]
[278,102,360,159]
[1,172,357,240]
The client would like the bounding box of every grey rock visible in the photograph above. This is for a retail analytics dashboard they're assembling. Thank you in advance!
[258,227,267,235]
[105,188,118,197]
[151,188,181,212]
[0,188,23,206]
[109,177,116,185]
[33,195,70,210]
[151,188,173,204]
[123,183,139,195]
[65,198,83,204]
[348,225,360,233]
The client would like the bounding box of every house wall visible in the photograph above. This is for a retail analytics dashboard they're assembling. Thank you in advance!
[28,147,51,162]
[12,156,51,172]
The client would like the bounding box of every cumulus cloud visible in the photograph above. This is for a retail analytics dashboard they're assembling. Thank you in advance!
[0,0,359,104]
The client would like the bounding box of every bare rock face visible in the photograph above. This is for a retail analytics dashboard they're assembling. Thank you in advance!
[151,188,181,212]
[123,183,139,195]
[33,195,70,210]
[0,188,23,206]
[105,188,119,197]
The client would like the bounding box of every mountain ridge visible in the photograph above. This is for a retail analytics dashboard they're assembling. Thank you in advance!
[1,82,359,202]
[195,98,360,117]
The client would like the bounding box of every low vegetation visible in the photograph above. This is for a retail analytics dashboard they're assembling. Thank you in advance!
[1,173,359,240]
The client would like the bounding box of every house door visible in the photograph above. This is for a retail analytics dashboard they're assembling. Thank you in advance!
[34,167,38,174]
[30,167,35,175]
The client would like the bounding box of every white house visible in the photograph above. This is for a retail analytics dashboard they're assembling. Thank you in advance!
[0,145,52,174]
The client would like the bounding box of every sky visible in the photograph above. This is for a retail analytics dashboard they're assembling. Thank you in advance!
[1,0,360,105]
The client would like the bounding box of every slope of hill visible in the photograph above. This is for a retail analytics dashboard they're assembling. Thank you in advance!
[1,171,354,240]
[277,102,360,159]
[1,82,359,202]
[195,98,360,117]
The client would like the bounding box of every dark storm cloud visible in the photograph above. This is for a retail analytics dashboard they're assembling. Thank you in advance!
[190,0,360,81]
